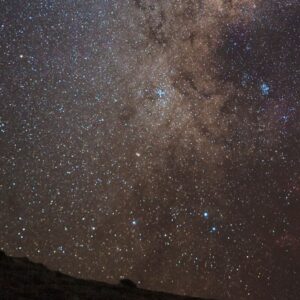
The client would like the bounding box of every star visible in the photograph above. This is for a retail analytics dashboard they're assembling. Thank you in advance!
[210,226,217,233]
[260,82,270,96]
[156,88,166,98]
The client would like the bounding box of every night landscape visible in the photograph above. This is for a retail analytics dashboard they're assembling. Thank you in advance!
[1,1,299,299]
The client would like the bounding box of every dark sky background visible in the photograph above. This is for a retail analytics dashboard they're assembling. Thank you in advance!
[1,0,300,299]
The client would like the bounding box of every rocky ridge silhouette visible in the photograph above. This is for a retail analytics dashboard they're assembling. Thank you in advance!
[0,250,215,300]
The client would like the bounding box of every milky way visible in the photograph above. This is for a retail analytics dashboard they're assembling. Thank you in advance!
[1,1,300,299]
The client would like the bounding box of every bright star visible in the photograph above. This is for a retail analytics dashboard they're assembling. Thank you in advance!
[210,226,217,233]
[156,88,166,98]
[260,83,270,96]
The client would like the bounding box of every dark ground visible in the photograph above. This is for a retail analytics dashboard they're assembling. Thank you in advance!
[0,250,214,300]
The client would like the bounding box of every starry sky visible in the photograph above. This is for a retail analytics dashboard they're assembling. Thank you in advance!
[1,0,300,299]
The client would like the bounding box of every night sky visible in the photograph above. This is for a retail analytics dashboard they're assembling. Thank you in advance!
[1,1,300,299]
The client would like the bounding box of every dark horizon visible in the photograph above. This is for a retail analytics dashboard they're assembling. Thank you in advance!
[0,249,216,300]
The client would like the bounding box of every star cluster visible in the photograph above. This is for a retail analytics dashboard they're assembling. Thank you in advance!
[1,1,300,299]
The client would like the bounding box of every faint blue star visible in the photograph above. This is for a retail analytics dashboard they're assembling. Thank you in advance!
[241,73,251,86]
[203,211,209,219]
[280,115,289,123]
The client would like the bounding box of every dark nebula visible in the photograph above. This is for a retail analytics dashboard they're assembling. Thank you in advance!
[1,1,299,299]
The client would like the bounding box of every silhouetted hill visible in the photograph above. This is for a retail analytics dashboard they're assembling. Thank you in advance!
[0,250,215,300]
